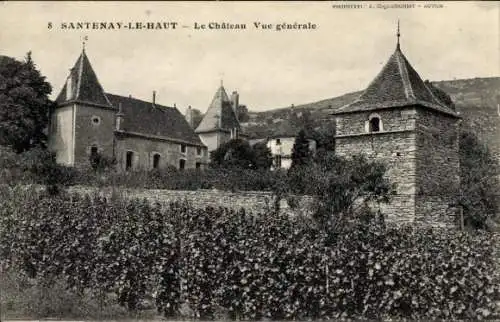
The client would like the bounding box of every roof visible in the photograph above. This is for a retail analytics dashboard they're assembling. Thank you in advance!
[333,44,459,117]
[106,93,205,147]
[56,49,112,108]
[195,85,240,133]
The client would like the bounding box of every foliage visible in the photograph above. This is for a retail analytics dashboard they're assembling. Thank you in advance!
[0,188,498,320]
[252,141,273,170]
[425,80,456,110]
[210,139,256,169]
[237,104,250,123]
[0,147,76,192]
[0,52,54,153]
[457,129,500,230]
[290,129,312,169]
[288,152,394,232]
[210,139,272,171]
[89,151,116,172]
[313,123,336,159]
[190,108,204,129]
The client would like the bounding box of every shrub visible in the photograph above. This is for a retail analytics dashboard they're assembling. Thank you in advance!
[457,129,500,230]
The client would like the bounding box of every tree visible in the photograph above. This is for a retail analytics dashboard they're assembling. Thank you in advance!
[191,108,204,129]
[0,52,54,153]
[252,142,272,170]
[301,153,394,234]
[237,105,250,123]
[425,80,456,110]
[290,129,312,168]
[313,124,336,161]
[456,129,499,230]
[210,139,256,169]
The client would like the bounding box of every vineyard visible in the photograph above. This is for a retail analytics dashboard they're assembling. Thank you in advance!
[0,188,499,320]
[0,185,499,320]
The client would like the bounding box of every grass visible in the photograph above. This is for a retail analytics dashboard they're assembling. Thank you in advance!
[0,269,159,321]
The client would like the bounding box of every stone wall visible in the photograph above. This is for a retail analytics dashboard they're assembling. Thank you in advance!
[48,105,75,166]
[335,109,418,223]
[68,186,315,217]
[74,104,116,168]
[415,108,460,224]
[335,107,416,136]
[114,135,207,171]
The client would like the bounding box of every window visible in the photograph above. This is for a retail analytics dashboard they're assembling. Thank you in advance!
[126,151,134,170]
[196,162,201,169]
[91,116,101,126]
[197,147,202,156]
[179,159,186,170]
[274,155,282,168]
[369,117,381,132]
[153,153,161,169]
[180,144,187,154]
[90,146,98,156]
[276,138,281,145]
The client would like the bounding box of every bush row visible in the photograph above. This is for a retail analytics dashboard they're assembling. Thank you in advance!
[0,147,285,191]
[0,186,498,320]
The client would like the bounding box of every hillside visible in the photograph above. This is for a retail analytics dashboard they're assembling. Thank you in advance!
[242,77,500,159]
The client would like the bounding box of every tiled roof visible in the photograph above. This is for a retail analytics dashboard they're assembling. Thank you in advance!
[195,85,240,133]
[106,93,205,147]
[56,50,112,108]
[334,45,459,117]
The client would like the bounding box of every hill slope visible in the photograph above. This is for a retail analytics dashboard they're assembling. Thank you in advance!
[242,77,500,159]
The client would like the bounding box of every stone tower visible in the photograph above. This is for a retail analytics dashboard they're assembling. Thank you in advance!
[195,82,241,152]
[49,47,116,167]
[332,28,461,226]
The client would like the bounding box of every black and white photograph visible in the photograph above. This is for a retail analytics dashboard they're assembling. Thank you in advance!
[0,1,499,321]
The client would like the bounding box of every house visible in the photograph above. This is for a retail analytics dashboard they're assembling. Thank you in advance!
[194,83,243,153]
[48,48,208,171]
[266,135,316,170]
[331,28,460,226]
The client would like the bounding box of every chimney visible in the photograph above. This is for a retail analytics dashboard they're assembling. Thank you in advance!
[231,91,239,121]
[152,91,157,107]
[116,103,124,131]
[185,105,194,128]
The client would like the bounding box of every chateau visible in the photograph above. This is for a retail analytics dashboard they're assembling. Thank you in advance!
[332,31,461,225]
[48,48,209,171]
[46,29,462,226]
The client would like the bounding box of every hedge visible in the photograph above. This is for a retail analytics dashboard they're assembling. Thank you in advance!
[0,147,285,191]
[0,186,498,320]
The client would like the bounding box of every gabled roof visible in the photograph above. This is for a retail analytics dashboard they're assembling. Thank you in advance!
[195,85,240,133]
[106,93,205,147]
[56,49,112,108]
[334,44,459,117]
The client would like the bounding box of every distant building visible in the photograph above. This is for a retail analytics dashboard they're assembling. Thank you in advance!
[194,83,243,153]
[266,136,316,170]
[332,29,460,225]
[48,48,208,171]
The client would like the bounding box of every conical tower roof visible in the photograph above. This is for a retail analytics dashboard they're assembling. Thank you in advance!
[195,84,240,133]
[335,42,458,117]
[56,49,112,108]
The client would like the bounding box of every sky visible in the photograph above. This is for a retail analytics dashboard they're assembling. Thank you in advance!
[0,1,498,114]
